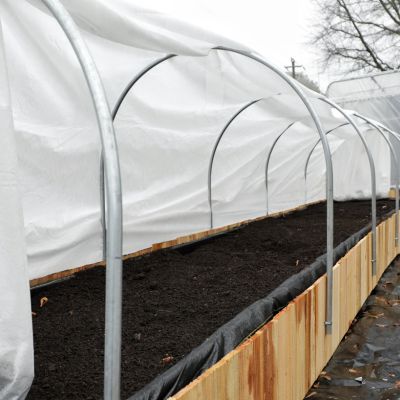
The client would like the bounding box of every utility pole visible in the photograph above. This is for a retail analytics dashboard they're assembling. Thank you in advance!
[285,57,303,79]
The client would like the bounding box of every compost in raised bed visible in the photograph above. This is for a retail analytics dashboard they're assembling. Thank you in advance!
[27,199,394,399]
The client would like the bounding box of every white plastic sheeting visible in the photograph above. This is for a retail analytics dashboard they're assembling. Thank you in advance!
[0,0,394,398]
[327,71,400,133]
[0,20,33,400]
[327,71,400,184]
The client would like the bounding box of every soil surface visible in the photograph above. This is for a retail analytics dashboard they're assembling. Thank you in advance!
[28,199,394,399]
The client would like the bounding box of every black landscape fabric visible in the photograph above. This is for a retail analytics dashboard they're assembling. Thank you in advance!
[128,209,395,400]
[306,258,400,399]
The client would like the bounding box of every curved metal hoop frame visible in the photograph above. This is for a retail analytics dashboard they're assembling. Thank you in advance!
[99,53,177,258]
[40,1,123,399]
[378,125,400,243]
[207,99,262,228]
[319,97,377,276]
[108,48,334,329]
[113,54,177,120]
[207,101,296,224]
[354,114,400,246]
[304,115,400,247]
[264,122,350,215]
[264,122,297,214]
[304,123,349,197]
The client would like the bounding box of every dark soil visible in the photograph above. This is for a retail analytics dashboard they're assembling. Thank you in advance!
[28,199,395,399]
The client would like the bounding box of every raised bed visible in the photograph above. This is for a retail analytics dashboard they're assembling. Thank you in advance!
[171,210,398,400]
[27,200,397,400]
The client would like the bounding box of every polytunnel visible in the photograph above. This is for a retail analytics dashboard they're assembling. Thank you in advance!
[0,1,399,400]
[327,70,400,186]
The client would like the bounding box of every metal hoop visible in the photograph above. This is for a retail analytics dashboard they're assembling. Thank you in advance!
[378,124,400,248]
[264,122,351,213]
[99,54,176,259]
[304,123,350,202]
[208,99,262,228]
[39,1,123,399]
[264,122,297,214]
[110,47,335,330]
[319,97,377,276]
[354,114,400,246]
[214,48,334,331]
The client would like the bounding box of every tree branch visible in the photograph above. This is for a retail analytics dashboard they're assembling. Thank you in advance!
[336,0,386,70]
[310,0,399,73]
[377,0,400,24]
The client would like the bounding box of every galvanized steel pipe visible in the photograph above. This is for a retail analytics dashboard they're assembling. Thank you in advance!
[101,53,176,260]
[303,123,349,202]
[39,1,123,399]
[214,48,335,332]
[264,122,296,214]
[319,97,377,276]
[110,47,335,332]
[354,114,400,247]
[207,99,262,228]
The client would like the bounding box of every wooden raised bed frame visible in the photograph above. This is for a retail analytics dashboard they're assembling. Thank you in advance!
[169,213,398,400]
[28,196,396,399]
[30,201,320,288]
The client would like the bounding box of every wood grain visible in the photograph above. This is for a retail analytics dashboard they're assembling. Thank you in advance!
[170,213,398,400]
[30,201,321,288]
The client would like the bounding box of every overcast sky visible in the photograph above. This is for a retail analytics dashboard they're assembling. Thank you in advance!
[133,0,344,92]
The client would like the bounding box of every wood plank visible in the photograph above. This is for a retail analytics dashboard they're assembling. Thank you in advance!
[388,188,396,199]
[293,291,307,397]
[314,275,326,375]
[331,261,341,352]
[171,215,397,400]
[354,244,362,310]
[359,237,368,306]
[306,287,316,388]
[30,200,322,288]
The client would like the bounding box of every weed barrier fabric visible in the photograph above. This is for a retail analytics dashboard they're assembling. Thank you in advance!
[128,210,396,400]
[307,258,400,399]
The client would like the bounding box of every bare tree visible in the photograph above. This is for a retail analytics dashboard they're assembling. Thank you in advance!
[312,0,400,73]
